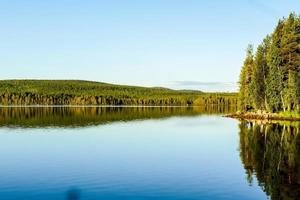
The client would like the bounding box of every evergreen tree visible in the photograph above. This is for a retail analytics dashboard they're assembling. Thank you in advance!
[266,41,283,112]
[239,44,254,111]
[281,13,299,73]
[239,13,300,113]
[280,13,300,110]
[251,36,270,110]
[284,70,297,111]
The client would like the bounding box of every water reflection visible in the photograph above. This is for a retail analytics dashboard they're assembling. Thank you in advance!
[0,106,235,128]
[239,121,300,200]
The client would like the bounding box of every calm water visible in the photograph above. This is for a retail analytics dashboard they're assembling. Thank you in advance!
[0,107,298,200]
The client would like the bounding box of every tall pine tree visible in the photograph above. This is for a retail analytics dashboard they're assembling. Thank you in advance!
[239,45,254,111]
[250,36,270,110]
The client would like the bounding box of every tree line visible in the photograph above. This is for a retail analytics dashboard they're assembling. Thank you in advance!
[239,13,300,113]
[0,80,237,107]
[0,92,237,107]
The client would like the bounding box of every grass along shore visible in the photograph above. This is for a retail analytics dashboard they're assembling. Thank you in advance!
[226,111,300,121]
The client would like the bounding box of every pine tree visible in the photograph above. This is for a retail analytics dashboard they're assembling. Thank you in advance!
[239,13,300,113]
[264,19,285,112]
[251,36,270,110]
[280,13,300,110]
[266,39,283,112]
[239,44,254,111]
[284,70,297,111]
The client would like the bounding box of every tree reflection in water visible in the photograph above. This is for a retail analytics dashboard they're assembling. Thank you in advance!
[239,121,300,200]
[0,106,235,128]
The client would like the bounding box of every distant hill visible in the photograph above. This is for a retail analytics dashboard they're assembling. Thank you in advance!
[0,79,202,95]
[0,80,237,106]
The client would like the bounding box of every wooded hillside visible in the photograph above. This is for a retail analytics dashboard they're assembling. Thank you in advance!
[0,80,237,106]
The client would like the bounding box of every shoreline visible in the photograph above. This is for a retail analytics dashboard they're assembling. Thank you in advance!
[225,112,300,122]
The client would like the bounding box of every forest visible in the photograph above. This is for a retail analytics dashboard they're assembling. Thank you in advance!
[239,13,300,114]
[0,80,237,107]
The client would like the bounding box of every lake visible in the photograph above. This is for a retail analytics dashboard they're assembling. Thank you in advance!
[0,107,298,200]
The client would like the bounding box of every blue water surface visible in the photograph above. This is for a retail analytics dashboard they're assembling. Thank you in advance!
[0,115,266,200]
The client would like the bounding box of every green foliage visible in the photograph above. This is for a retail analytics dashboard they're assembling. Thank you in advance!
[251,36,270,110]
[284,70,298,111]
[239,44,254,111]
[266,42,283,112]
[0,80,238,107]
[239,13,300,113]
[278,111,300,118]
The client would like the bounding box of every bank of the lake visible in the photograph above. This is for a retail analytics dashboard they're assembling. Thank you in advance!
[226,111,300,121]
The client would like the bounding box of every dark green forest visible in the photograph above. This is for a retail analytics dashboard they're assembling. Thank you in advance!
[0,80,237,107]
[239,13,300,113]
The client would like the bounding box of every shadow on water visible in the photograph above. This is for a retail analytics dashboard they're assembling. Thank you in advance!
[238,120,300,200]
[0,106,235,128]
[66,188,81,200]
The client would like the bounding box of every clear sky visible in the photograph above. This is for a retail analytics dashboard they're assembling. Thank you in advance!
[1,0,299,92]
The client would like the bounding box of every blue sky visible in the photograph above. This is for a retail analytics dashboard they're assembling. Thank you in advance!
[0,0,299,92]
